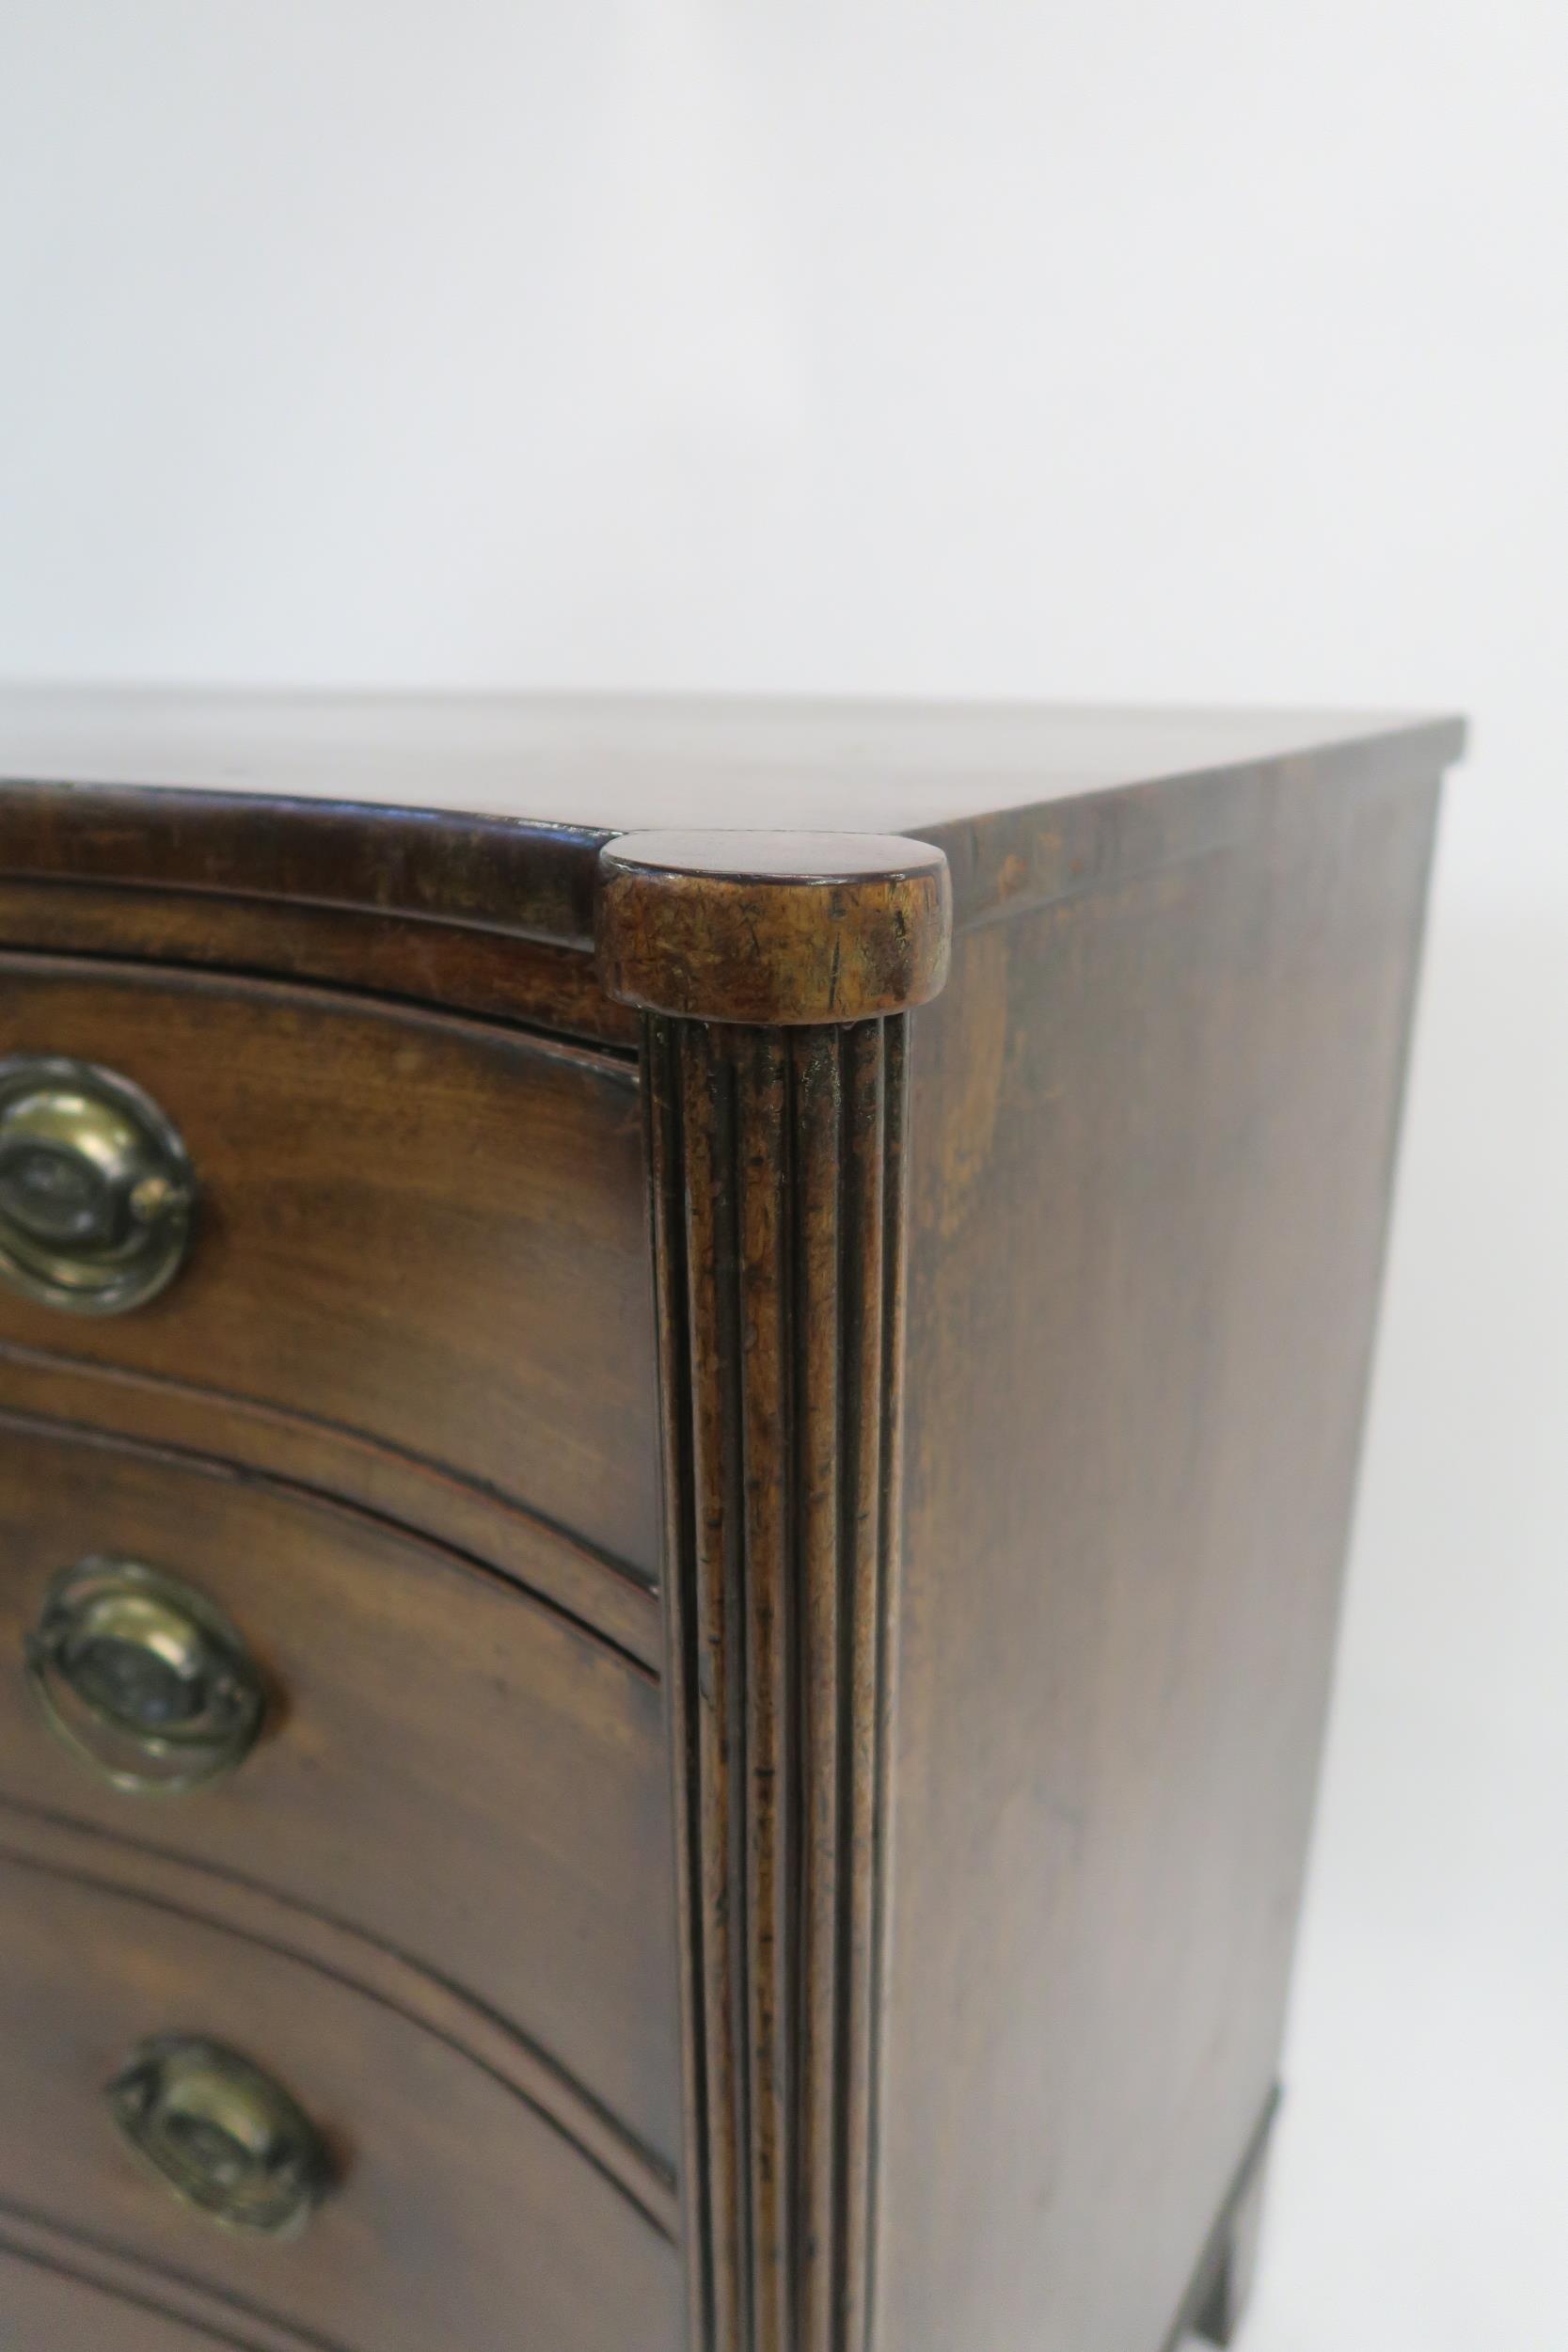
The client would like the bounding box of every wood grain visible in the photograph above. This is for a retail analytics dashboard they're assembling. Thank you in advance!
[0,1851,685,2352]
[0,1412,681,2170]
[597,833,950,1024]
[0,880,640,1047]
[0,1345,661,1667]
[0,696,1468,2352]
[645,1013,908,2352]
[0,687,1464,940]
[0,954,661,1589]
[873,761,1445,2352]
[0,1801,676,2233]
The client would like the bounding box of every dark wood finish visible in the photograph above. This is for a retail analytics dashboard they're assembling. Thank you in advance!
[598,833,950,1023]
[0,1414,681,2173]
[0,687,1462,941]
[0,695,1465,2352]
[0,1343,661,1668]
[599,818,952,2352]
[875,762,1442,2352]
[0,954,660,1592]
[591,738,1450,2350]
[0,1803,678,2238]
[0,1851,684,2352]
[640,1016,908,2352]
[0,879,641,1047]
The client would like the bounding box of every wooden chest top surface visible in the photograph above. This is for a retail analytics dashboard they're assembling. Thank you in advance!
[0,688,1465,943]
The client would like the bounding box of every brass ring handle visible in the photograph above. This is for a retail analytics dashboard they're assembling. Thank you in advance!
[25,1558,266,1794]
[0,1055,196,1314]
[106,2037,331,2236]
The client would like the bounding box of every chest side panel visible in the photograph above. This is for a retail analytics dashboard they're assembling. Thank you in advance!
[879,765,1442,2352]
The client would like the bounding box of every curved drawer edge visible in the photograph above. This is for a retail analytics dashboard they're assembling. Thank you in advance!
[0,879,643,1050]
[0,1347,662,1671]
[0,1801,679,2239]
[0,2208,334,2352]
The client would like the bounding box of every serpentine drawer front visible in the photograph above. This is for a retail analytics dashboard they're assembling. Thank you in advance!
[0,693,1463,2352]
[0,1416,681,2167]
[0,1853,684,2352]
[0,960,662,1605]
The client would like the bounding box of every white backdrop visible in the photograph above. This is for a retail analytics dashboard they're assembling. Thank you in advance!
[2,8,1564,2345]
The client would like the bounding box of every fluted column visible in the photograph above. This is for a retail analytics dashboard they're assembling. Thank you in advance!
[596,833,951,2352]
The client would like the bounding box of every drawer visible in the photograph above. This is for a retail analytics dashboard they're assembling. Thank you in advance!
[0,1851,685,2352]
[0,1414,681,2169]
[0,956,660,1590]
[0,2245,246,2352]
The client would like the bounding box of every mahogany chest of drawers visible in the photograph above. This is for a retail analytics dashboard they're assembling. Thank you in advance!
[0,692,1462,2352]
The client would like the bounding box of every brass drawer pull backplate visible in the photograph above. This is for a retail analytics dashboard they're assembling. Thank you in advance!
[0,1055,195,1314]
[25,1557,266,1794]
[106,2036,331,2236]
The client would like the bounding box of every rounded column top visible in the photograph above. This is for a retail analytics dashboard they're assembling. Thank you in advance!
[595,830,952,1025]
